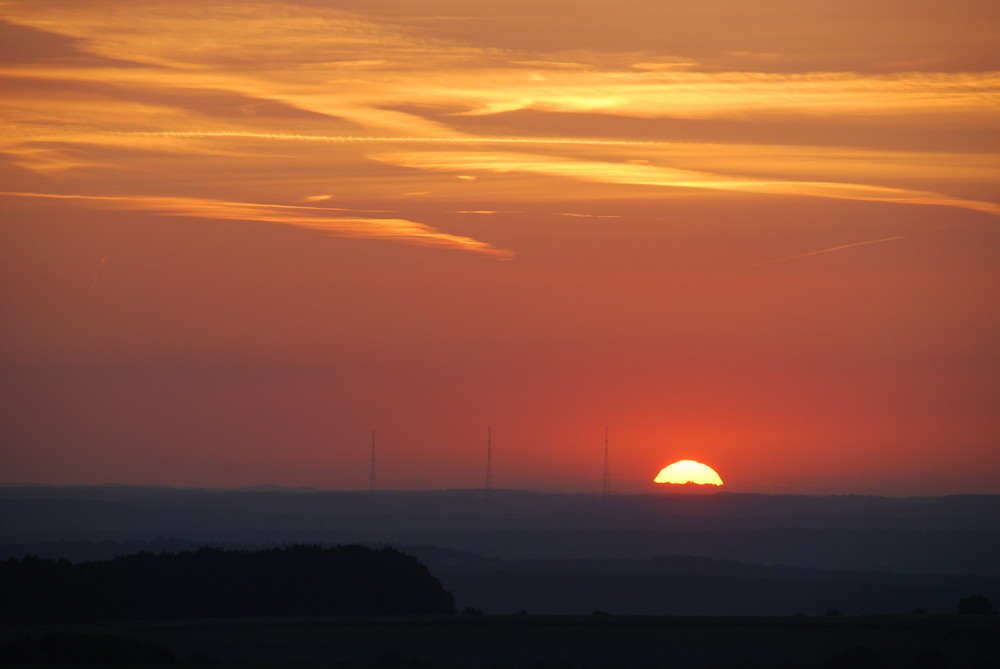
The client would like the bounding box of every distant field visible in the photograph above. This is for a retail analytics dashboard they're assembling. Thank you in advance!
[2,614,997,668]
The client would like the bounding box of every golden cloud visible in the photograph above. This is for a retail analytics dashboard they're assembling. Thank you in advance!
[372,150,1000,215]
[0,192,512,257]
[1,0,996,241]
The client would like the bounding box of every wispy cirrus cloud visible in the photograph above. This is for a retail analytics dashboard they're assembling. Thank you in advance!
[0,2,460,70]
[443,70,1000,119]
[116,131,1000,188]
[372,150,1000,216]
[0,192,511,257]
[1,0,997,246]
[4,0,998,135]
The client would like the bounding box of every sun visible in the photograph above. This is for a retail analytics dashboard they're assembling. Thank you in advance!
[654,460,724,486]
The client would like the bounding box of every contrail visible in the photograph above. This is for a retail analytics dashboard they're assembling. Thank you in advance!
[89,256,107,288]
[736,235,909,270]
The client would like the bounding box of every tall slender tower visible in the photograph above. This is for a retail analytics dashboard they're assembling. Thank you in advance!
[486,426,493,492]
[602,425,611,498]
[369,430,376,492]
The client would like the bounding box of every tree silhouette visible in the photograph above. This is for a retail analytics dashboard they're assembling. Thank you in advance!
[1,545,455,623]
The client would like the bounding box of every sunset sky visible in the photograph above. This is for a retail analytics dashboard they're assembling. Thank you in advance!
[2,0,998,495]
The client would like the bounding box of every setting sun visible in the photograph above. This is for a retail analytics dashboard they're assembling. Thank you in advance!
[654,461,724,486]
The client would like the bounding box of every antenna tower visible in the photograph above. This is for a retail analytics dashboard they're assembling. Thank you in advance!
[369,430,376,492]
[602,425,611,498]
[486,426,493,491]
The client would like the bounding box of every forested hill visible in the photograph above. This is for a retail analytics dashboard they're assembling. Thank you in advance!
[1,544,456,624]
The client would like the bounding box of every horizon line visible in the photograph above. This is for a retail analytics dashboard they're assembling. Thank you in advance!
[0,481,994,498]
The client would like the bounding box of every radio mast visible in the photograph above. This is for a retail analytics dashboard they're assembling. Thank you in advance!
[369,430,376,492]
[486,426,493,492]
[602,425,610,498]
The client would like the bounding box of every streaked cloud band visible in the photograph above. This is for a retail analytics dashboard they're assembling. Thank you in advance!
[372,151,1000,216]
[0,192,512,257]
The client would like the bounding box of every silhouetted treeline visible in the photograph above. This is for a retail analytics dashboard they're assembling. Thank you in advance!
[1,544,455,623]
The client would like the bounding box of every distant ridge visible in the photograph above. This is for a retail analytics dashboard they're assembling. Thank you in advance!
[1,484,998,578]
[407,546,1000,616]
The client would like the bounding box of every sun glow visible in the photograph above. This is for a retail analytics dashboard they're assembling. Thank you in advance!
[654,460,724,486]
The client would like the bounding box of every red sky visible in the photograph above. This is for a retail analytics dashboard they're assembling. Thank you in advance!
[1,0,998,495]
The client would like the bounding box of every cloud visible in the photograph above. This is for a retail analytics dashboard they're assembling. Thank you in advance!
[429,70,1000,120]
[123,131,660,147]
[5,2,997,134]
[558,212,621,219]
[372,150,1000,216]
[0,191,512,257]
[110,132,998,188]
[0,2,444,70]
[1,1,996,233]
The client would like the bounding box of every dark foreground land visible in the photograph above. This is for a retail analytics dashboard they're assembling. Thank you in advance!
[2,487,998,666]
[4,487,999,618]
[2,613,998,668]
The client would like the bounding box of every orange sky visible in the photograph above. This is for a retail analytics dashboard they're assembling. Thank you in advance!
[1,0,998,494]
